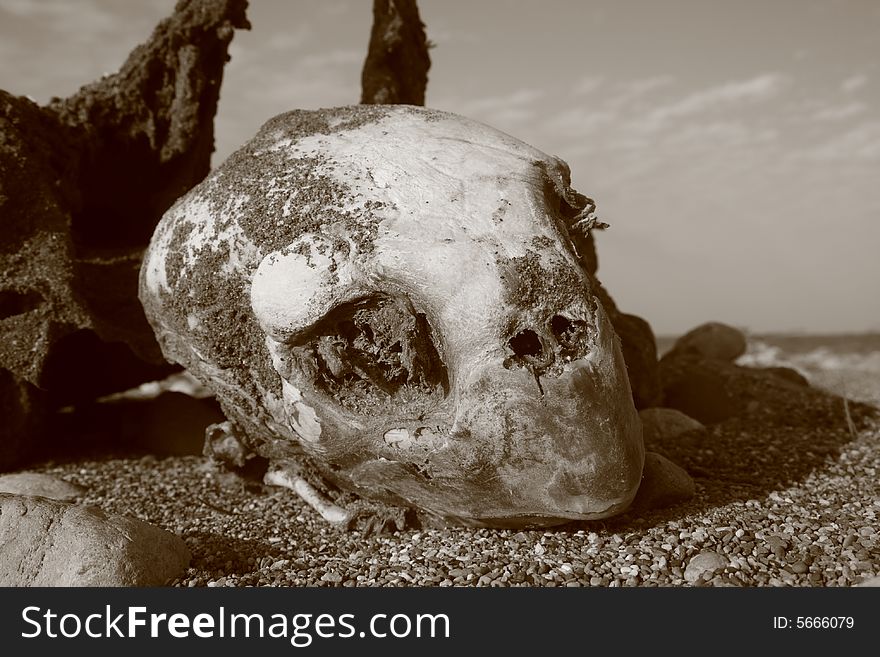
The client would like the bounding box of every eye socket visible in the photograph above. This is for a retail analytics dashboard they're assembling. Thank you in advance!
[289,294,448,415]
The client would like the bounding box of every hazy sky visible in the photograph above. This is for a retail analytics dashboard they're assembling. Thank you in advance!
[1,0,878,335]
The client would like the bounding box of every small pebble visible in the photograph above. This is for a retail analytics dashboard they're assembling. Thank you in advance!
[684,551,728,583]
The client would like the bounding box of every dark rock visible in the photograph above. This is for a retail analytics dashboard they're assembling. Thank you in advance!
[0,0,250,470]
[570,229,661,409]
[639,407,705,444]
[614,312,663,408]
[659,354,739,424]
[0,371,46,471]
[591,278,662,409]
[361,0,431,105]
[659,334,844,425]
[759,366,810,387]
[119,391,224,456]
[668,321,747,362]
[53,392,225,457]
[0,493,190,586]
[570,225,599,278]
[630,451,695,511]
[659,325,754,424]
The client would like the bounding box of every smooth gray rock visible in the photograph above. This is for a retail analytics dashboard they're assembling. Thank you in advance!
[639,407,705,443]
[0,472,85,501]
[630,451,695,511]
[0,493,189,586]
[684,550,729,583]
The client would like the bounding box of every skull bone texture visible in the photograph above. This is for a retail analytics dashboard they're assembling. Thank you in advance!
[140,105,644,527]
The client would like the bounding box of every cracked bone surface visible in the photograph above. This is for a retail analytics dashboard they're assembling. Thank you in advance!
[140,105,644,527]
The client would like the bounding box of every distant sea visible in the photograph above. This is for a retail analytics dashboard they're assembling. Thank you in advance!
[656,332,880,408]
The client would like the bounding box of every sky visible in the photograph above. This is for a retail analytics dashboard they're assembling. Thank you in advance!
[1,0,878,335]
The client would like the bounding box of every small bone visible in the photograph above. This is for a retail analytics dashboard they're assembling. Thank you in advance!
[264,469,352,525]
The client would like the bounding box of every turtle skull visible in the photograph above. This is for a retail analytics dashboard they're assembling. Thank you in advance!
[140,105,643,527]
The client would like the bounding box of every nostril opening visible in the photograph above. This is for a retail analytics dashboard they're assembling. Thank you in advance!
[508,329,543,358]
[550,314,571,338]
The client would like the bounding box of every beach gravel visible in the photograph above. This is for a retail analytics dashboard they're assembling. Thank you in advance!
[20,374,880,588]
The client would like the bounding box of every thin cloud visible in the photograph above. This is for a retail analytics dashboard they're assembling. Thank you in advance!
[543,107,615,137]
[300,49,363,70]
[544,73,783,160]
[797,121,880,162]
[604,75,674,110]
[265,27,312,53]
[659,121,777,150]
[0,0,167,37]
[542,75,675,144]
[841,74,868,93]
[426,27,479,45]
[446,88,544,127]
[812,101,867,122]
[319,0,353,17]
[570,75,603,97]
[216,46,363,161]
[643,73,786,127]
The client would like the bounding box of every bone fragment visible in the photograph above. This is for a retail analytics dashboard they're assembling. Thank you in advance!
[264,469,352,525]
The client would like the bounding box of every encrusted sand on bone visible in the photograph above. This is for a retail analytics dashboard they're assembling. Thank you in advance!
[140,106,642,525]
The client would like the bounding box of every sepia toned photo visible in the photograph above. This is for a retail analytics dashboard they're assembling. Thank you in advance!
[0,0,877,614]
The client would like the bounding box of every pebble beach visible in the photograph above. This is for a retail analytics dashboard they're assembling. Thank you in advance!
[24,342,880,588]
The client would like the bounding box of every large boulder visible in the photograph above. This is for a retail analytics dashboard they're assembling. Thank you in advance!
[0,493,190,586]
[0,0,250,469]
